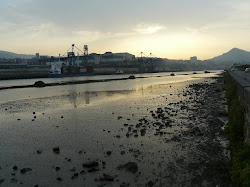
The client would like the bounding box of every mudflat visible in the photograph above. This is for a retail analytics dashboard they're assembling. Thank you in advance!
[0,73,230,186]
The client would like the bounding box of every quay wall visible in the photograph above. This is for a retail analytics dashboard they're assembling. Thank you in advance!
[230,71,250,145]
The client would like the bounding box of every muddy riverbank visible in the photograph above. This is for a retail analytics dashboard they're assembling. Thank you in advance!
[0,73,230,186]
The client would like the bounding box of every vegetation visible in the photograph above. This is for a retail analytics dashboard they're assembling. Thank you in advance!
[224,72,250,187]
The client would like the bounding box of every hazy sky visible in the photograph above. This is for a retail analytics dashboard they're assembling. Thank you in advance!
[1,0,250,59]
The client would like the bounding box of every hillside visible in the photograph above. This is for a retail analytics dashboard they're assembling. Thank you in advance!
[211,48,250,63]
[0,50,34,59]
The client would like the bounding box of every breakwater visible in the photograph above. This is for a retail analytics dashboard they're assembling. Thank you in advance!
[225,71,250,186]
[229,71,250,145]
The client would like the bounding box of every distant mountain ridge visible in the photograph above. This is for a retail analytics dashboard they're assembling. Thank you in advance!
[0,50,34,59]
[210,48,250,63]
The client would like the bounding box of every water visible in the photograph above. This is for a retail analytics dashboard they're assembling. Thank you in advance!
[0,71,225,186]
[0,71,219,102]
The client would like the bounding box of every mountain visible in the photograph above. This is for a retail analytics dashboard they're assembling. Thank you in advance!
[0,50,34,59]
[210,48,250,63]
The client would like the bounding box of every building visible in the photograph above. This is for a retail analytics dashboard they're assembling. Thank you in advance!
[190,56,198,62]
[35,53,40,59]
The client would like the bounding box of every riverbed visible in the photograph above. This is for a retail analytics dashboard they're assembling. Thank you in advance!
[0,71,230,186]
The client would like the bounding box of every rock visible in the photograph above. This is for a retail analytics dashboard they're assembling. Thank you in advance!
[20,168,32,174]
[82,161,99,168]
[55,167,60,171]
[140,129,146,136]
[88,168,99,173]
[118,162,138,173]
[53,147,60,154]
[34,81,46,87]
[106,151,112,155]
[180,105,188,110]
[0,179,5,184]
[37,150,42,154]
[10,178,18,183]
[100,174,114,181]
[13,166,18,170]
[56,177,63,181]
[121,151,125,155]
[80,170,86,174]
[70,167,76,172]
[73,173,79,177]
[146,180,154,187]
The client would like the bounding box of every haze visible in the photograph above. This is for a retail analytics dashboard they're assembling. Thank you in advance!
[1,0,250,59]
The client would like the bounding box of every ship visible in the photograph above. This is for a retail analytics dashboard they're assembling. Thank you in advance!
[47,44,95,77]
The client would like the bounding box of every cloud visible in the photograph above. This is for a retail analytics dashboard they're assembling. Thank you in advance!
[134,24,167,35]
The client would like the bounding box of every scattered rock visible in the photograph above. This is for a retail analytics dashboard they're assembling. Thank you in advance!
[53,147,60,154]
[106,151,112,155]
[121,151,125,155]
[37,150,42,154]
[146,180,154,187]
[118,162,138,173]
[82,161,99,168]
[100,174,114,181]
[20,168,32,174]
[34,81,46,87]
[88,168,99,173]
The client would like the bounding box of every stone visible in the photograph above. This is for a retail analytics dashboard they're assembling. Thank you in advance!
[100,174,114,181]
[53,147,60,154]
[82,161,99,168]
[106,151,112,155]
[34,81,46,87]
[20,168,32,174]
[88,168,99,172]
[118,162,138,173]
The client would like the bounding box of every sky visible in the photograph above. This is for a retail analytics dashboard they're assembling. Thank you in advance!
[0,0,250,59]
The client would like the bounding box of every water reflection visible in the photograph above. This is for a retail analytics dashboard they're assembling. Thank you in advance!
[68,85,78,108]
[67,89,138,108]
[85,92,90,105]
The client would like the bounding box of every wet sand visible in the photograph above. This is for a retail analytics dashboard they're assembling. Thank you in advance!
[0,72,230,186]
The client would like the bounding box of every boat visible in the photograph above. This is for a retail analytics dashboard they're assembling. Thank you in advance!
[204,70,210,73]
[170,73,175,76]
[115,70,124,74]
[129,75,135,79]
[193,72,197,74]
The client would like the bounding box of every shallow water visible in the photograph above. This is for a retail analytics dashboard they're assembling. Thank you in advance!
[0,71,223,186]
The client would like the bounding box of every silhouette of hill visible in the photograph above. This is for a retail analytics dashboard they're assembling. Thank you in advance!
[210,48,250,63]
[0,50,34,59]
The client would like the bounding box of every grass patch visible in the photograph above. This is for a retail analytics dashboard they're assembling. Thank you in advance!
[224,72,250,187]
